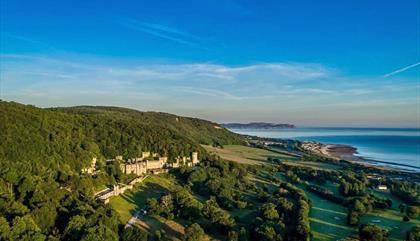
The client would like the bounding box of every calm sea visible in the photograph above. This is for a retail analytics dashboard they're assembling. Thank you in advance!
[228,127,420,171]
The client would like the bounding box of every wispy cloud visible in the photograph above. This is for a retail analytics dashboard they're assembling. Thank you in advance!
[0,54,334,101]
[1,33,54,49]
[116,17,202,48]
[383,62,420,77]
[1,53,419,127]
[175,87,242,100]
[135,22,200,40]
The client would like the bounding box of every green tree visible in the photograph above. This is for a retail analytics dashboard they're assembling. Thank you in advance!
[183,223,205,241]
[406,225,420,241]
[121,227,148,241]
[0,217,10,240]
[261,203,279,220]
[406,206,419,219]
[359,224,388,241]
[63,215,87,240]
[9,215,46,241]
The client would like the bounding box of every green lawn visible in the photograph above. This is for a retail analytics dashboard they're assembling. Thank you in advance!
[202,144,298,165]
[109,174,176,223]
[306,187,356,241]
[307,185,420,241]
[360,211,419,241]
[272,172,354,240]
[282,160,344,171]
[109,174,214,241]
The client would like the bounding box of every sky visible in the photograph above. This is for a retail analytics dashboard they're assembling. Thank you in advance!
[0,0,419,127]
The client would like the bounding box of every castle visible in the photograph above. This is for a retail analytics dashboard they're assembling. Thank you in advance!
[95,176,147,204]
[94,151,200,203]
[119,151,199,175]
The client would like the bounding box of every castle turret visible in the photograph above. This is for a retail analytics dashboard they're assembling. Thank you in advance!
[141,152,150,159]
[192,152,199,165]
[113,184,120,195]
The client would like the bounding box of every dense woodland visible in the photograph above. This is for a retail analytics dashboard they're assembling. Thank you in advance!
[0,101,242,240]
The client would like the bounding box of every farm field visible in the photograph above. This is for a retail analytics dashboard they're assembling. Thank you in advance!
[202,144,297,165]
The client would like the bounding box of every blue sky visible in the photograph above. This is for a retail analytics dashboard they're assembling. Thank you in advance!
[1,0,419,127]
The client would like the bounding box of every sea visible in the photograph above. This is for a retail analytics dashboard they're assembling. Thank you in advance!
[228,127,420,172]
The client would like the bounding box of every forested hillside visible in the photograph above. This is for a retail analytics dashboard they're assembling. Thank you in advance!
[0,100,244,240]
[0,101,243,171]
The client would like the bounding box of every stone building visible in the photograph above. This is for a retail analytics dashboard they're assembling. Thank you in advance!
[141,152,150,159]
[192,152,199,165]
[120,153,169,175]
[82,157,97,174]
[120,159,147,176]
[146,157,167,171]
[119,151,198,175]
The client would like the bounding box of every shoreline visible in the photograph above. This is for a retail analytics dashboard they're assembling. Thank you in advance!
[301,141,420,172]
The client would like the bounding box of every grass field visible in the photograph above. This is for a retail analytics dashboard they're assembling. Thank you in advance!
[306,188,356,241]
[202,144,297,165]
[362,189,420,241]
[109,174,176,223]
[282,160,343,171]
[309,183,420,241]
[135,215,187,241]
[273,172,420,241]
[110,174,216,240]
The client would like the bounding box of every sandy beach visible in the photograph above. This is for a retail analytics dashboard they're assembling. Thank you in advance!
[300,141,420,172]
[301,141,357,159]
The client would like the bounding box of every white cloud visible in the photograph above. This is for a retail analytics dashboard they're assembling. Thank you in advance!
[174,87,242,100]
[116,17,203,48]
[383,62,420,77]
[1,53,419,127]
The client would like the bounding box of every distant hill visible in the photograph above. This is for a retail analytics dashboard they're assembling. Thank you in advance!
[222,122,295,129]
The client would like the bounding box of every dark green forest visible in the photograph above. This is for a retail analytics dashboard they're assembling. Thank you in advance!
[0,101,243,240]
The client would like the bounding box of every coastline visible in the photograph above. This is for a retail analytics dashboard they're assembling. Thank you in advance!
[301,141,420,172]
[229,127,420,173]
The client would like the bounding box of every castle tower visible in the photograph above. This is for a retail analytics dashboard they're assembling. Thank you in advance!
[113,184,120,195]
[141,152,150,159]
[192,152,199,165]
[90,157,97,171]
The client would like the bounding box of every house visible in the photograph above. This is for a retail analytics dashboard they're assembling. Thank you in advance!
[377,185,388,190]
[367,175,381,180]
